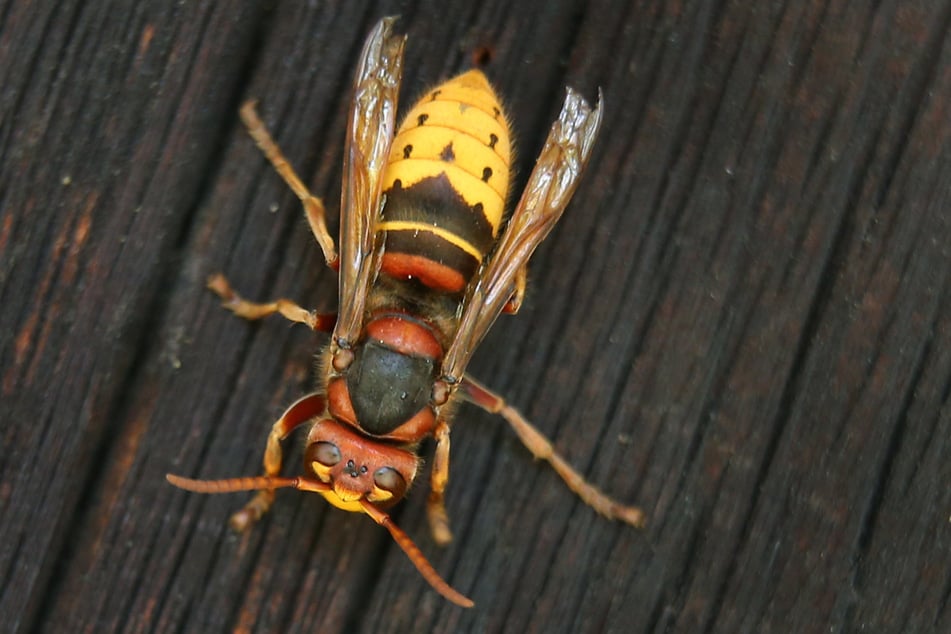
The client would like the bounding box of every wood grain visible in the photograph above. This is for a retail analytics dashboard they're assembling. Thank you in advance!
[2,1,949,632]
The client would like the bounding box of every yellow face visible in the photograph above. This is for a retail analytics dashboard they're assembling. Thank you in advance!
[315,490,364,513]
[305,419,419,512]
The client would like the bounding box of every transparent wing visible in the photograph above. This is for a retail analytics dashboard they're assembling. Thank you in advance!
[333,17,405,349]
[440,88,603,383]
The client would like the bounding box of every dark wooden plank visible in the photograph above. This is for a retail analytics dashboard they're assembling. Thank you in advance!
[0,1,274,630]
[2,1,949,633]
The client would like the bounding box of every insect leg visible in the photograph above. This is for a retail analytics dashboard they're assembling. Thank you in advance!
[501,265,528,314]
[207,273,336,332]
[427,420,454,545]
[240,100,338,267]
[460,376,645,528]
[229,392,327,531]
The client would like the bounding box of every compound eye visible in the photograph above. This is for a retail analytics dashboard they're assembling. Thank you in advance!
[373,467,407,496]
[308,441,341,467]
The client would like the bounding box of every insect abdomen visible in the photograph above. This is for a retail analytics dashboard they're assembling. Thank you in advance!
[379,70,511,293]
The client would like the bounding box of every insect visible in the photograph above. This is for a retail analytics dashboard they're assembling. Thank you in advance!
[167,17,644,607]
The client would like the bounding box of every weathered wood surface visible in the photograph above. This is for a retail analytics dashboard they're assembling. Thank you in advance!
[2,1,949,632]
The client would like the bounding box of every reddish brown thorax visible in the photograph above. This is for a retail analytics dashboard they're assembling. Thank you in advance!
[327,312,442,441]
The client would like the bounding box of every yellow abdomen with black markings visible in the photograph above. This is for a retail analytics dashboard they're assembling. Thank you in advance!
[378,70,512,293]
